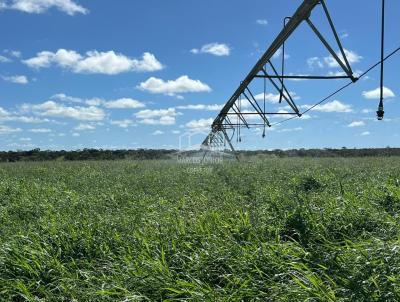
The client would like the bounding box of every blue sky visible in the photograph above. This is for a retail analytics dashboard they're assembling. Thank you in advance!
[0,0,398,150]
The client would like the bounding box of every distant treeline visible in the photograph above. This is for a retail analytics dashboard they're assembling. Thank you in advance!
[0,149,176,162]
[0,148,399,162]
[240,148,400,158]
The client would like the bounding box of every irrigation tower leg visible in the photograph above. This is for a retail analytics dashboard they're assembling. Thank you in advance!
[222,130,240,162]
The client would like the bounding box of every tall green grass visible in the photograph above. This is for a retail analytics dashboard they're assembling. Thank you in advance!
[0,158,399,301]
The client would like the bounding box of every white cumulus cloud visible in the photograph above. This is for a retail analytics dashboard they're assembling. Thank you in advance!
[278,127,303,133]
[324,49,362,68]
[2,75,28,84]
[29,128,52,133]
[362,86,395,99]
[110,119,135,128]
[0,106,51,123]
[176,104,221,111]
[361,108,373,114]
[26,101,105,121]
[0,55,11,63]
[1,0,88,15]
[138,76,211,95]
[23,49,163,75]
[135,108,179,126]
[152,130,164,136]
[0,125,21,134]
[0,107,10,117]
[74,123,95,131]
[256,19,268,26]
[247,91,300,105]
[104,98,145,109]
[348,121,365,127]
[139,116,176,126]
[51,93,83,103]
[340,31,349,39]
[305,100,353,113]
[185,118,213,131]
[5,50,21,58]
[307,57,324,69]
[50,93,147,109]
[272,48,290,60]
[307,49,362,70]
[135,108,178,119]
[191,43,231,56]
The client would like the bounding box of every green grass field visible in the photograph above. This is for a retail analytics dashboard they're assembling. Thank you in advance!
[1,158,400,301]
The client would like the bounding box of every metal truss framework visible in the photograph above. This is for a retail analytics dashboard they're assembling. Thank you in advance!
[201,0,358,157]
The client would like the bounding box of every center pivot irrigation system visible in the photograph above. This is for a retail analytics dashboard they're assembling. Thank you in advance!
[201,0,399,160]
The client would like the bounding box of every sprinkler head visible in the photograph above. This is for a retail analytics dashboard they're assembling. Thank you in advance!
[377,104,384,121]
[377,109,384,120]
